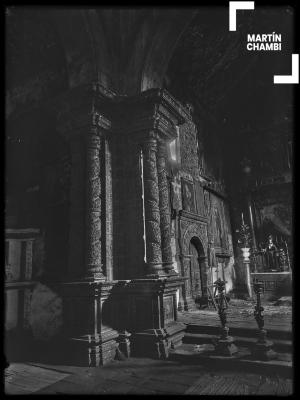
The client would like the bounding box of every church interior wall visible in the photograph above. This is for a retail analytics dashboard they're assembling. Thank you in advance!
[5,8,292,364]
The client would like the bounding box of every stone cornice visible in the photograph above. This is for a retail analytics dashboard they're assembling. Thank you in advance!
[53,83,113,139]
[214,248,232,258]
[179,210,208,224]
[52,84,190,143]
[137,88,190,125]
[61,279,121,299]
[115,88,190,143]
[61,277,186,297]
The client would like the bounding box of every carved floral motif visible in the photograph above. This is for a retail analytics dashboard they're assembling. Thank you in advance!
[179,119,199,178]
[85,132,104,279]
[181,220,208,256]
[142,138,162,269]
[157,143,173,268]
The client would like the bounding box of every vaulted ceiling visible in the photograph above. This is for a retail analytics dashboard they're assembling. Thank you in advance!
[6,6,294,187]
[165,6,294,186]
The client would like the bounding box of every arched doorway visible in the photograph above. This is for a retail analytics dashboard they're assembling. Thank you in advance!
[186,237,206,304]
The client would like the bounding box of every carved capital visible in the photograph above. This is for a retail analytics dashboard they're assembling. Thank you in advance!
[53,83,112,141]
[118,88,188,144]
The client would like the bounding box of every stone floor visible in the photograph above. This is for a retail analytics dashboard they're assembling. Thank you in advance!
[5,357,293,395]
[5,298,293,395]
[179,297,292,332]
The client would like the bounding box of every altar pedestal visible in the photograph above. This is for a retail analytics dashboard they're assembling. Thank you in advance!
[127,277,186,359]
[61,281,120,366]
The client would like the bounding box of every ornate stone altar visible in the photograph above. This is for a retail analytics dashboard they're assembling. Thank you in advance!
[52,85,188,365]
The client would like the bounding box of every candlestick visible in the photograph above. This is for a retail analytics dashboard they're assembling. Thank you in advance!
[242,212,244,225]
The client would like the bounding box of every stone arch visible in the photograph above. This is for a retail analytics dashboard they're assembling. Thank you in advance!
[190,236,205,257]
[46,9,197,95]
[181,222,208,257]
[179,222,209,310]
[48,9,197,96]
[94,9,197,95]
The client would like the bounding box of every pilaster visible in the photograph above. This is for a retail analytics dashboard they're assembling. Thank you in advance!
[141,137,163,276]
[125,277,186,359]
[119,89,188,278]
[55,84,113,281]
[62,281,119,366]
[54,84,117,366]
[157,142,174,273]
[52,86,189,365]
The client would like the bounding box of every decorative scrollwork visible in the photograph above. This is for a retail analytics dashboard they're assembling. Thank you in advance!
[85,132,104,279]
[181,221,208,256]
[142,138,162,268]
[157,143,173,269]
[179,119,199,178]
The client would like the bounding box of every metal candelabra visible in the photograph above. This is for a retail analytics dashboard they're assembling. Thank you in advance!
[252,281,277,360]
[214,278,238,356]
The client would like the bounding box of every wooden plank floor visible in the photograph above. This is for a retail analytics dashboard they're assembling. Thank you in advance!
[185,373,293,395]
[5,359,293,395]
[5,363,70,394]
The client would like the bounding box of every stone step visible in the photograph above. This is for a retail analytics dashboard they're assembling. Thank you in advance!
[185,323,292,341]
[183,333,292,353]
[169,344,293,378]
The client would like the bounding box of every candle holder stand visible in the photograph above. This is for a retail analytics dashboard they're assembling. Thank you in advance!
[214,278,238,357]
[252,281,277,360]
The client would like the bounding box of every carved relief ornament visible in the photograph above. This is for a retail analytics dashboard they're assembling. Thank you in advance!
[181,220,208,257]
[119,89,188,144]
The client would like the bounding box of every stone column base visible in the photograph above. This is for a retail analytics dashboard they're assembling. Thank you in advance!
[65,329,119,366]
[127,276,186,359]
[61,280,121,367]
[131,322,186,359]
[251,340,277,361]
[131,329,169,359]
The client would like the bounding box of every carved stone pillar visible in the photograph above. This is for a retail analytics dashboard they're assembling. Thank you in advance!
[103,89,189,361]
[54,84,118,366]
[142,137,164,277]
[84,130,104,280]
[55,85,112,281]
[119,89,188,279]
[104,139,113,280]
[157,141,175,274]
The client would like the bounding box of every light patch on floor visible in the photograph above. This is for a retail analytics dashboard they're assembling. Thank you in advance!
[5,363,70,394]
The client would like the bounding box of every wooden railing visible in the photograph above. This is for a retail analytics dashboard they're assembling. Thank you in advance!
[250,236,291,273]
